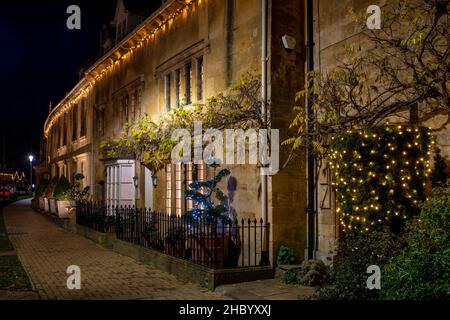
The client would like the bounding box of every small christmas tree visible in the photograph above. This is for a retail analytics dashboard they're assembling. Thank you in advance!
[184,165,231,224]
[430,147,448,187]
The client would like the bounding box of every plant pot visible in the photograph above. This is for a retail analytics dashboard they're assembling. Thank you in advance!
[56,200,71,218]
[189,234,230,269]
[49,198,57,215]
[44,197,50,213]
[38,197,45,210]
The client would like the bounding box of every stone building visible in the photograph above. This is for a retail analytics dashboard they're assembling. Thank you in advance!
[41,0,307,266]
[312,0,450,262]
[40,0,449,266]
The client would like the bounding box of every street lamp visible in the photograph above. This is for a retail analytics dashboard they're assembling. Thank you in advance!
[28,155,33,191]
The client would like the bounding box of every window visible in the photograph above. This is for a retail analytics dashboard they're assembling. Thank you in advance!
[184,62,192,105]
[131,92,137,121]
[80,100,87,137]
[62,114,67,146]
[185,163,193,210]
[123,95,129,125]
[165,164,172,215]
[72,107,78,141]
[95,107,105,137]
[117,23,122,40]
[175,164,182,216]
[174,69,181,108]
[196,57,204,101]
[164,74,171,112]
[57,120,62,148]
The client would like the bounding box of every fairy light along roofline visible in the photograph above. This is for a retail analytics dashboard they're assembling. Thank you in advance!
[43,0,196,138]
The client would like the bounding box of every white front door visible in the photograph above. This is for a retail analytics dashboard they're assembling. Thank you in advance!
[106,159,136,208]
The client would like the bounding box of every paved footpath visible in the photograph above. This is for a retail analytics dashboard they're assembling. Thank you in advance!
[3,200,228,300]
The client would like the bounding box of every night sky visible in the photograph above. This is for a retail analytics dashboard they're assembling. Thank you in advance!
[0,1,159,175]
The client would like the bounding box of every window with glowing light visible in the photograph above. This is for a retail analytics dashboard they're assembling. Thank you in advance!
[165,164,172,215]
[164,74,171,112]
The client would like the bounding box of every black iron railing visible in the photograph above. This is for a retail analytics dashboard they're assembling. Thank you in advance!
[76,201,270,269]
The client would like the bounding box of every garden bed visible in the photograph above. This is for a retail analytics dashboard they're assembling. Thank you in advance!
[0,201,33,291]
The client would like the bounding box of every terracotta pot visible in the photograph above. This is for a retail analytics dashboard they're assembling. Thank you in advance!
[189,234,230,269]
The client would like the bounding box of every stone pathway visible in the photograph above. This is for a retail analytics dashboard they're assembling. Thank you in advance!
[215,279,316,300]
[3,200,228,300]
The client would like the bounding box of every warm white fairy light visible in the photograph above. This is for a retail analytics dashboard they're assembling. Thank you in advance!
[44,0,196,138]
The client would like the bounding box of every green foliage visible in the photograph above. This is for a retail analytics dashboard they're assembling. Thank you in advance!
[183,167,231,222]
[283,268,301,284]
[317,231,405,300]
[430,147,448,188]
[382,185,450,300]
[99,75,265,172]
[62,173,90,202]
[44,177,58,198]
[276,245,297,265]
[53,176,71,200]
[34,179,49,197]
[330,125,432,234]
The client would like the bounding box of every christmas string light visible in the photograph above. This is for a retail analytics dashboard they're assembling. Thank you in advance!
[44,0,197,138]
[330,125,433,234]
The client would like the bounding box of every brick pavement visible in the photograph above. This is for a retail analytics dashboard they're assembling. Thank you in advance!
[3,200,228,300]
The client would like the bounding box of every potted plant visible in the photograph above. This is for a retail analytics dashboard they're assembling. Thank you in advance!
[184,164,237,268]
[43,177,58,213]
[34,179,49,211]
[53,176,71,218]
[64,173,90,216]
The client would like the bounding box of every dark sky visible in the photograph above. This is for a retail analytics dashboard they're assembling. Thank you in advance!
[0,1,160,175]
[0,0,114,174]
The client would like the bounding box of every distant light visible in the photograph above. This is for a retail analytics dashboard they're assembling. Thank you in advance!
[29,155,34,162]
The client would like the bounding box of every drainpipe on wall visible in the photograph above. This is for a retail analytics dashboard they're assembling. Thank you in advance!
[306,0,317,260]
[261,0,269,265]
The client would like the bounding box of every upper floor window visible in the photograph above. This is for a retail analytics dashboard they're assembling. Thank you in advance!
[124,95,129,125]
[164,74,171,112]
[62,113,67,146]
[80,100,87,137]
[196,57,204,101]
[72,106,78,141]
[95,106,105,138]
[184,62,192,105]
[174,69,181,108]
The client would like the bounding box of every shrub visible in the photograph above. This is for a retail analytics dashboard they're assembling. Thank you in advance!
[53,176,71,200]
[283,269,301,284]
[317,231,405,300]
[430,147,448,188]
[276,245,297,265]
[34,179,49,197]
[44,177,58,198]
[382,185,450,300]
[330,125,431,234]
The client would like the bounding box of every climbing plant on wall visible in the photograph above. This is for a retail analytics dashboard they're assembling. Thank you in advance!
[99,74,266,173]
[330,125,433,234]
